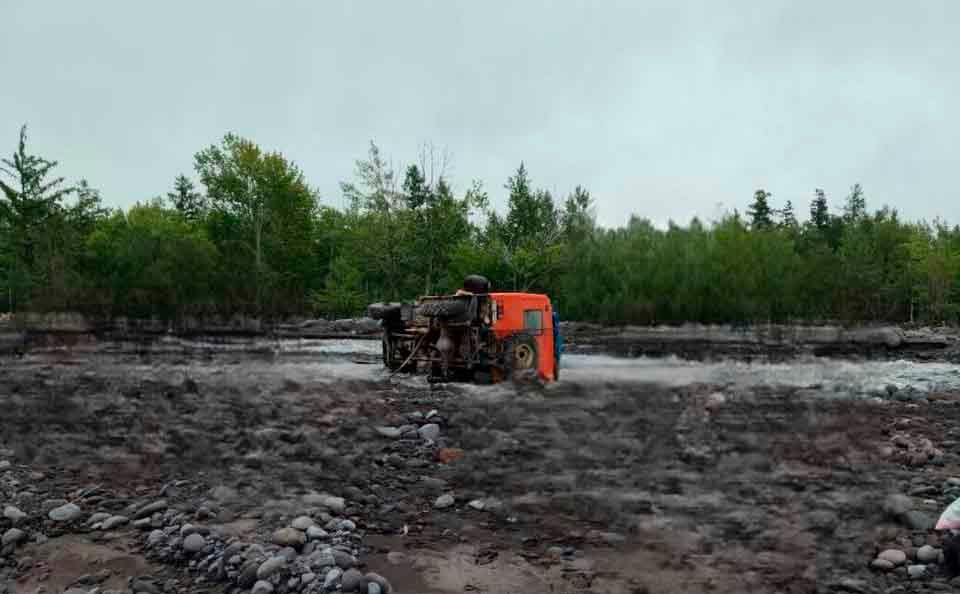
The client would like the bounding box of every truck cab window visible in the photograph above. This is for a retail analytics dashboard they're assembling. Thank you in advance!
[523,309,542,330]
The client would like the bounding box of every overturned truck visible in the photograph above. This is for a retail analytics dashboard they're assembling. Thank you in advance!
[367,275,561,383]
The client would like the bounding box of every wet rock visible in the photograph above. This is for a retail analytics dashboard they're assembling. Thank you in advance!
[272,527,306,548]
[884,494,913,518]
[183,533,206,554]
[239,561,260,587]
[101,515,128,531]
[258,556,286,579]
[333,549,355,569]
[339,519,356,531]
[917,545,940,563]
[434,494,455,509]
[133,517,153,529]
[418,423,440,441]
[374,426,402,438]
[878,549,907,566]
[0,461,9,471]
[2,528,26,547]
[87,512,111,525]
[147,530,166,547]
[324,567,343,589]
[341,569,365,592]
[3,506,26,525]
[467,500,485,511]
[291,516,315,530]
[436,448,464,464]
[309,548,336,568]
[368,583,382,594]
[210,485,240,503]
[303,492,346,513]
[871,558,895,571]
[252,580,274,594]
[135,500,168,519]
[907,564,927,578]
[301,572,317,585]
[48,503,82,522]
[904,510,934,530]
[307,526,328,541]
[279,546,298,562]
[365,572,392,593]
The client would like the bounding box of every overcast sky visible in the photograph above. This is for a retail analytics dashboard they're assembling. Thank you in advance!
[3,1,957,227]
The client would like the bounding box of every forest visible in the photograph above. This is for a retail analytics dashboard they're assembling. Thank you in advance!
[1,126,959,325]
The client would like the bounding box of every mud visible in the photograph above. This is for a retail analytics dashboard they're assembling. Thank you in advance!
[2,341,960,593]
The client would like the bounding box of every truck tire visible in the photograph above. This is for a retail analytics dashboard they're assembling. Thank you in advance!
[462,274,491,294]
[368,302,402,321]
[504,334,538,378]
[417,298,469,318]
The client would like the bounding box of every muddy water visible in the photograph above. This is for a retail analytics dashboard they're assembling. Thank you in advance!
[41,336,960,395]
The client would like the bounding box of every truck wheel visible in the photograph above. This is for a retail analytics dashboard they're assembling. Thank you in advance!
[368,302,402,321]
[417,298,468,318]
[505,334,538,378]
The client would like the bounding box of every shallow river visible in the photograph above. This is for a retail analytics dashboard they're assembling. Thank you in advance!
[126,336,960,397]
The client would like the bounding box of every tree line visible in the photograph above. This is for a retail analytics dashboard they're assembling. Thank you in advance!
[1,126,958,324]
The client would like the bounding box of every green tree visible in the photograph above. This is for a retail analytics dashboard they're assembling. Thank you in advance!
[167,174,207,221]
[0,125,78,311]
[309,255,366,318]
[194,133,317,313]
[810,188,829,230]
[747,189,774,229]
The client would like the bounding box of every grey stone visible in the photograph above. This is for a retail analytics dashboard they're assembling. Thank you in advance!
[907,564,927,579]
[374,426,402,438]
[434,494,455,509]
[883,494,913,518]
[147,530,166,547]
[272,526,306,548]
[101,515,129,530]
[467,499,485,511]
[418,423,440,441]
[3,505,26,525]
[324,567,343,589]
[252,580,275,594]
[302,572,317,585]
[917,545,940,563]
[871,558,895,571]
[0,460,9,471]
[333,549,355,569]
[903,510,934,530]
[257,556,287,579]
[48,502,82,522]
[133,517,153,529]
[210,485,240,502]
[365,572,392,593]
[1,528,26,547]
[183,533,206,553]
[135,499,168,519]
[309,548,336,568]
[292,515,315,530]
[87,512,111,525]
[878,549,907,566]
[302,492,346,512]
[341,569,365,592]
[307,525,328,541]
[339,519,356,531]
[239,561,260,587]
[368,583,382,594]
[279,546,298,562]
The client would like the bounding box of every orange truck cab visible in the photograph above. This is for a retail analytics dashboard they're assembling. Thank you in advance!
[490,292,560,381]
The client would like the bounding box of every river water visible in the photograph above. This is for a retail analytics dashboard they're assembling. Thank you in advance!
[73,336,960,397]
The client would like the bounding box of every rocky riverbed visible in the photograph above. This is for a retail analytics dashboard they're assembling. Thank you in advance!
[4,342,960,593]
